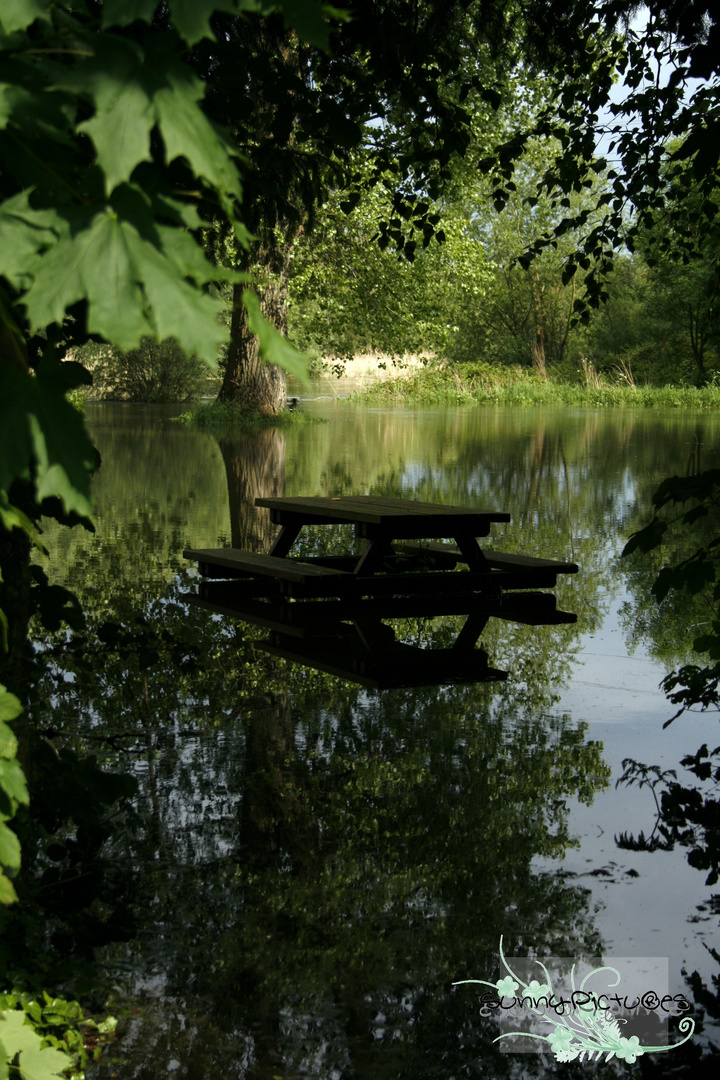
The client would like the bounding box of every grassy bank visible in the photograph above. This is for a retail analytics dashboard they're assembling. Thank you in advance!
[353,361,720,408]
[176,400,324,428]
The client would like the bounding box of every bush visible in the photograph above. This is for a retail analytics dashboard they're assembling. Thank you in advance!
[76,338,213,403]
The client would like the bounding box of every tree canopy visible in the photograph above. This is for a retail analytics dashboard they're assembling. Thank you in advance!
[484,2,720,317]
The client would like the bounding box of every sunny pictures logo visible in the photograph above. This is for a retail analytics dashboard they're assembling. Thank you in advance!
[455,938,696,1063]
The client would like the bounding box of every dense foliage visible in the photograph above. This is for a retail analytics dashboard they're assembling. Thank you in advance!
[0,0,317,535]
[484,2,720,321]
[288,46,720,383]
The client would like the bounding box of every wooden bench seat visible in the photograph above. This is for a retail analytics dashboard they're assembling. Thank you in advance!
[184,543,576,599]
[183,548,351,598]
[396,541,578,575]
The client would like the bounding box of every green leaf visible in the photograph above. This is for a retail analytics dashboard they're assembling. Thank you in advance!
[167,0,240,46]
[0,1010,71,1080]
[73,39,155,194]
[0,823,21,871]
[652,566,676,604]
[0,192,61,292]
[0,364,97,518]
[21,207,230,363]
[0,874,18,906]
[243,290,309,384]
[0,687,22,725]
[252,0,340,50]
[0,1,50,37]
[22,207,144,341]
[0,62,75,147]
[122,226,228,359]
[0,493,46,553]
[621,519,667,557]
[101,0,159,29]
[681,559,716,595]
[681,504,709,526]
[0,721,18,762]
[0,83,30,130]
[155,224,238,286]
[62,36,241,199]
[0,760,29,807]
[152,60,241,198]
[21,1004,40,1026]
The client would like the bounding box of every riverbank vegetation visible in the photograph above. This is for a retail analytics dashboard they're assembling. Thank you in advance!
[288,143,719,397]
[74,339,213,404]
[351,361,720,408]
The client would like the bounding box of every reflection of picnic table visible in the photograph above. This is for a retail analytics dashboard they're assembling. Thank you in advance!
[184,496,578,599]
[189,584,576,689]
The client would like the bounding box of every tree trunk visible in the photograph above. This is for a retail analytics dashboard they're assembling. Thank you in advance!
[218,235,292,416]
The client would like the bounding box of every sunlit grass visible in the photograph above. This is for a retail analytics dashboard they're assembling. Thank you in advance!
[354,363,720,408]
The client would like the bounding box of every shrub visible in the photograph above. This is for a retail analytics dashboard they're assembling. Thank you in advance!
[76,338,213,403]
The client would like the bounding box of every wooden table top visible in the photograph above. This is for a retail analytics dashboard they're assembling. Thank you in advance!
[255,496,510,532]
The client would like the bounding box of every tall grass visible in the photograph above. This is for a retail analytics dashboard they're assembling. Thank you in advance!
[354,362,720,409]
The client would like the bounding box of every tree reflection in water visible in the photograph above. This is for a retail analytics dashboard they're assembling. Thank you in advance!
[24,566,613,1078]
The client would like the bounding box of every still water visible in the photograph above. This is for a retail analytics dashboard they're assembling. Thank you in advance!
[34,401,720,1078]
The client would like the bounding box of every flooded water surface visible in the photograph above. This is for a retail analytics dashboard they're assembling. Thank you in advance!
[32,401,720,1078]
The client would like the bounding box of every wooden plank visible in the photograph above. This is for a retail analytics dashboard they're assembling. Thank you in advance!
[396,541,578,574]
[486,551,578,574]
[255,495,510,533]
[259,496,467,519]
[183,548,349,583]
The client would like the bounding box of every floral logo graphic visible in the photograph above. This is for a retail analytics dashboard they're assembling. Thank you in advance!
[455,938,695,1063]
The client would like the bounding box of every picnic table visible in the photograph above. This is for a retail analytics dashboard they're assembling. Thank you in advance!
[184,495,578,600]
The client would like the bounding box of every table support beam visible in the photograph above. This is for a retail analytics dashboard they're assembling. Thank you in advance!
[267,522,302,558]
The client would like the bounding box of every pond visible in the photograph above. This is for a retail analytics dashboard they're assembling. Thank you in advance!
[29,400,720,1079]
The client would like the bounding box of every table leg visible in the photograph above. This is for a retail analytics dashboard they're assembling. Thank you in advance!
[452,532,491,574]
[267,522,302,557]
